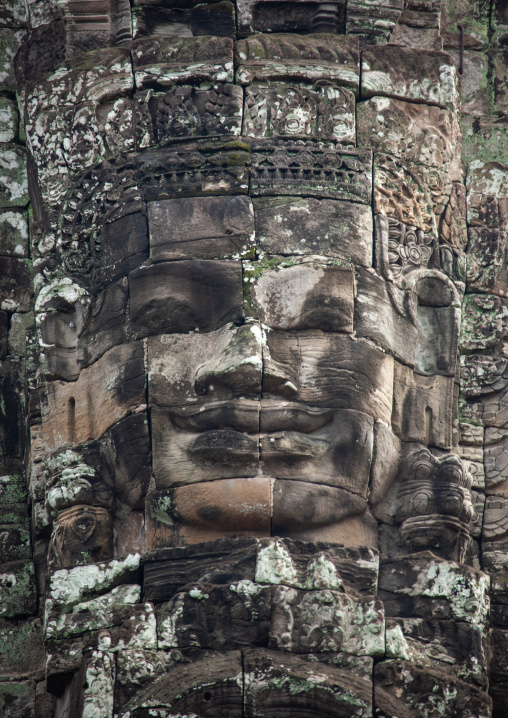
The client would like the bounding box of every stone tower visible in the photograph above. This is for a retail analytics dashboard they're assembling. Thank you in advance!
[0,0,507,716]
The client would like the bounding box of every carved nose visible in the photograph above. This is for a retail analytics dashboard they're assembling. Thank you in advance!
[194,322,262,398]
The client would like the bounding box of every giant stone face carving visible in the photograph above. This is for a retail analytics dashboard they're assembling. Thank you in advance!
[6,1,506,715]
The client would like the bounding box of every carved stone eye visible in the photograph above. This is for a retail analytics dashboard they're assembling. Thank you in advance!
[443,493,462,516]
[411,492,431,515]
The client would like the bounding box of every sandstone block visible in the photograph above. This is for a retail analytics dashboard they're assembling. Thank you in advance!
[132,35,234,87]
[129,260,243,338]
[357,96,462,179]
[0,618,45,681]
[31,342,145,454]
[254,197,373,265]
[148,195,255,261]
[362,45,459,110]
[244,257,355,332]
[236,34,359,92]
[157,581,272,650]
[374,660,491,718]
[244,648,373,718]
[0,560,36,618]
[269,585,385,655]
[244,83,355,143]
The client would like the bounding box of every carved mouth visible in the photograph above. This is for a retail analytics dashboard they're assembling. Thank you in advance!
[169,400,333,434]
[188,430,258,466]
[168,400,259,432]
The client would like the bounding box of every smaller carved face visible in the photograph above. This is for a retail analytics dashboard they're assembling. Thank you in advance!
[396,449,475,562]
[49,504,113,570]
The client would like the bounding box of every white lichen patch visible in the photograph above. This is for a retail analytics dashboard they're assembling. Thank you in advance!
[82,650,115,718]
[49,553,140,606]
[256,540,298,585]
[402,560,490,626]
[158,593,185,649]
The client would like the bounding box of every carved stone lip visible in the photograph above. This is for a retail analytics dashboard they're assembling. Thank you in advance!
[259,402,334,433]
[168,400,259,432]
[188,430,259,466]
[168,400,334,434]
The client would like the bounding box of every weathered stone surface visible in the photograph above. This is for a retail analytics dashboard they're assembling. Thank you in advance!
[152,0,236,38]
[0,618,44,681]
[254,197,373,265]
[145,480,271,545]
[254,538,378,594]
[0,30,23,93]
[135,83,243,147]
[269,585,384,655]
[374,154,453,238]
[379,553,490,626]
[0,209,28,257]
[31,342,145,455]
[80,649,116,718]
[244,83,355,143]
[115,649,174,711]
[76,280,128,369]
[119,650,243,716]
[355,268,418,366]
[0,97,18,143]
[25,49,134,208]
[374,660,492,718]
[45,587,155,646]
[148,322,262,406]
[346,0,404,43]
[9,310,34,357]
[237,34,359,91]
[48,554,141,607]
[272,480,375,546]
[148,195,255,261]
[236,0,346,36]
[0,0,26,26]
[48,505,114,571]
[261,410,374,493]
[0,560,36,618]
[385,617,489,687]
[94,212,149,288]
[143,538,259,603]
[0,257,32,312]
[251,140,372,203]
[264,331,394,421]
[130,259,243,338]
[0,681,36,718]
[357,96,462,179]
[135,139,250,200]
[466,161,508,295]
[392,362,456,449]
[395,447,475,563]
[362,45,459,110]
[244,648,373,718]
[109,413,151,509]
[157,581,271,649]
[132,35,234,88]
[244,257,355,332]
